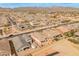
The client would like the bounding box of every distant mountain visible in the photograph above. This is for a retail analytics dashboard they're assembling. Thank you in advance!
[13,7,79,12]
[0,6,79,13]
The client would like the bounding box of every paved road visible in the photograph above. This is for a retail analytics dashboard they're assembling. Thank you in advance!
[0,21,79,39]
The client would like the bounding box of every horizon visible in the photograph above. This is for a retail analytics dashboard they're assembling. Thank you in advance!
[0,3,79,8]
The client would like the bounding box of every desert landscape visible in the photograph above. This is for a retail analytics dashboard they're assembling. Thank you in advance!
[0,6,79,56]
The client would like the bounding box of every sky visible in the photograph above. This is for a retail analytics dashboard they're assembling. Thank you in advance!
[0,3,79,8]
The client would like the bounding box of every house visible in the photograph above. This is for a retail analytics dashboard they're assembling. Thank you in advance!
[10,34,32,52]
[42,28,61,39]
[56,25,72,34]
[30,32,46,46]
